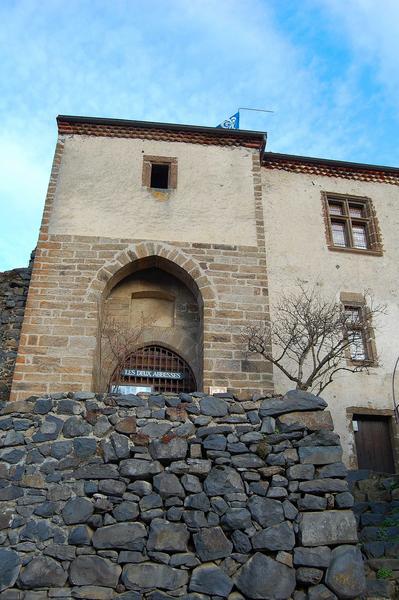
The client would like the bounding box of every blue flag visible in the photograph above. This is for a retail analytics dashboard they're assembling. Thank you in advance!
[216,112,240,129]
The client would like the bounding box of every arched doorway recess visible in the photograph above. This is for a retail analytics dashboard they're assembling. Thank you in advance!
[97,256,203,393]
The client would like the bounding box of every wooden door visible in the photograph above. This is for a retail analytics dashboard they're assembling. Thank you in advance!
[354,415,395,473]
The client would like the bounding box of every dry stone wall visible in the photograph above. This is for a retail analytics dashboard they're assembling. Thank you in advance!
[350,470,399,599]
[0,263,32,401]
[0,389,366,599]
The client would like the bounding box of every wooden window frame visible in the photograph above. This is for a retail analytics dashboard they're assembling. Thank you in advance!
[340,292,378,367]
[322,192,383,256]
[142,155,178,190]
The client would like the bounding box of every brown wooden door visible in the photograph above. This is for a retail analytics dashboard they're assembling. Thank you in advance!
[354,415,395,473]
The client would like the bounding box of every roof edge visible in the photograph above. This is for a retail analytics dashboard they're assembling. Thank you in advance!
[263,151,399,174]
[57,114,267,141]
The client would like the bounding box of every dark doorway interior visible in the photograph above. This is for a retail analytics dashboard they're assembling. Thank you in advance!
[354,415,395,473]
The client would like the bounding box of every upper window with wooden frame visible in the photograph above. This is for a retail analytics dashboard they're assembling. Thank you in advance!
[142,155,177,191]
[322,193,382,256]
[340,292,378,366]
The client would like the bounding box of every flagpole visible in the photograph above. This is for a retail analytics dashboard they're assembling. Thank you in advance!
[238,107,274,114]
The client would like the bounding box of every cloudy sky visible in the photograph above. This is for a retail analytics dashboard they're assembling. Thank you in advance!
[1,0,399,271]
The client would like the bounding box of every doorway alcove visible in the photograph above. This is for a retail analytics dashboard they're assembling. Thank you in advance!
[97,256,203,393]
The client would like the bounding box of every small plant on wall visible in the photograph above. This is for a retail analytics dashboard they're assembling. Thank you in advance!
[242,282,386,394]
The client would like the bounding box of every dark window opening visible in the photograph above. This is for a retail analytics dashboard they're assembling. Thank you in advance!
[151,164,169,189]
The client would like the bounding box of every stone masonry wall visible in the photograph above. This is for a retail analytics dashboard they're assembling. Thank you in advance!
[349,470,399,599]
[0,389,366,599]
[0,263,32,401]
[11,137,273,401]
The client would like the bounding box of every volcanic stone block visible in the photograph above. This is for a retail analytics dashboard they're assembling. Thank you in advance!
[200,396,228,417]
[113,501,139,521]
[296,430,340,447]
[317,462,347,478]
[73,437,97,458]
[235,552,296,599]
[147,519,189,553]
[231,454,265,468]
[294,546,331,568]
[325,545,366,599]
[299,478,348,493]
[93,523,146,549]
[189,563,233,597]
[70,556,121,587]
[287,463,315,480]
[278,410,333,432]
[153,472,185,497]
[193,526,233,561]
[74,464,119,479]
[300,510,358,546]
[299,446,342,465]
[221,508,252,530]
[185,492,210,511]
[298,494,327,511]
[0,548,20,592]
[62,497,94,524]
[122,562,188,591]
[247,495,284,527]
[252,521,295,551]
[63,416,91,438]
[259,391,327,417]
[204,466,244,495]
[19,556,67,588]
[120,459,163,479]
[149,438,188,462]
[296,567,323,585]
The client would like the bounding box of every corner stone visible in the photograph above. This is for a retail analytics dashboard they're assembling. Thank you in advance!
[235,552,296,599]
[122,562,188,591]
[325,545,366,599]
[0,548,21,592]
[70,556,121,588]
[300,510,358,546]
[189,563,233,597]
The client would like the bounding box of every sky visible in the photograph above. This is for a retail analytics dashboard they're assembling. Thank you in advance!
[1,0,399,271]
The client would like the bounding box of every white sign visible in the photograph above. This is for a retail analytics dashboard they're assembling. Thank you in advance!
[122,369,185,380]
[209,386,228,394]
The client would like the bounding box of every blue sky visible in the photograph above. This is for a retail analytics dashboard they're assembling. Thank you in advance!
[1,0,399,271]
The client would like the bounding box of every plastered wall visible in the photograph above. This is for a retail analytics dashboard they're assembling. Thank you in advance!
[49,136,258,247]
[262,167,399,467]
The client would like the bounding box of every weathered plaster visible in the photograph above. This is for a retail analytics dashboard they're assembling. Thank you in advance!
[49,136,258,247]
[262,167,399,466]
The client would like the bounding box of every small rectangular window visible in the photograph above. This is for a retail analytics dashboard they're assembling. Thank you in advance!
[150,164,169,189]
[344,305,369,362]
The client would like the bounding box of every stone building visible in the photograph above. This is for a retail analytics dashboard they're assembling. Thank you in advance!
[7,115,399,472]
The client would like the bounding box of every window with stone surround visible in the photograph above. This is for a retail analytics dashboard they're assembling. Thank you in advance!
[340,292,377,365]
[322,192,382,255]
[142,155,177,190]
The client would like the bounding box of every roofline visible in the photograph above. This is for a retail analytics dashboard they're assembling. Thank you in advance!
[263,151,399,174]
[57,114,267,142]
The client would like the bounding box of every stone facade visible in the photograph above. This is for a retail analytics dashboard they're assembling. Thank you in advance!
[350,470,399,598]
[10,121,272,401]
[0,263,32,401]
[0,388,367,598]
[6,115,399,473]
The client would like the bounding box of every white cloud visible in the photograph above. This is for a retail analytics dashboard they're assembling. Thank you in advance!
[0,0,398,269]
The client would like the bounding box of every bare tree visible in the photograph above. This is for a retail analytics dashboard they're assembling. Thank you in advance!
[242,283,386,394]
[96,302,147,393]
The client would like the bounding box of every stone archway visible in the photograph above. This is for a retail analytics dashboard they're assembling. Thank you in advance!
[92,245,211,392]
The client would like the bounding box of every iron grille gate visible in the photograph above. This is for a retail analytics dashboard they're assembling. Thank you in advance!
[112,345,196,393]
